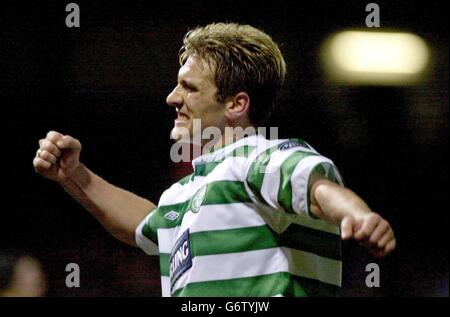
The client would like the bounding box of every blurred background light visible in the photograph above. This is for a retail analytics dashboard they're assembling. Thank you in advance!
[322,31,430,85]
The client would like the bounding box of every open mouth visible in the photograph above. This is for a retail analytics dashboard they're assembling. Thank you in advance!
[175,112,190,123]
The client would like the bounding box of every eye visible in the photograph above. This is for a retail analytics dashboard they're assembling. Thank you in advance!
[181,80,197,93]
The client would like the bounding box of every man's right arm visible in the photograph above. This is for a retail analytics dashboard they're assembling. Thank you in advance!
[33,131,155,247]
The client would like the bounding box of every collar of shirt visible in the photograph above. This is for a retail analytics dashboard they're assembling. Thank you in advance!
[191,134,269,168]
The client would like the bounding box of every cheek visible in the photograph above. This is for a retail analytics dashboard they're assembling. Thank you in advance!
[185,94,225,121]
[203,110,226,131]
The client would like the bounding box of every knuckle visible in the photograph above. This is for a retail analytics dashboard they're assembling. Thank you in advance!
[370,213,381,221]
[361,229,371,237]
[41,150,55,162]
[47,131,62,142]
[35,158,50,169]
[39,152,49,163]
[41,139,52,149]
[42,140,60,154]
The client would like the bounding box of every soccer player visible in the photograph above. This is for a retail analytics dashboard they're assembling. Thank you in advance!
[33,23,395,296]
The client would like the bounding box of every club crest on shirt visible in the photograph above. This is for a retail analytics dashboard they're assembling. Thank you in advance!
[190,185,207,213]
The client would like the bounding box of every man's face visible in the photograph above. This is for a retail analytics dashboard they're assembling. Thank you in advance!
[166,56,227,144]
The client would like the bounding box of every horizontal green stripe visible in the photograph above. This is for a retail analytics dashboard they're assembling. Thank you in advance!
[193,162,220,177]
[141,209,159,244]
[158,201,188,214]
[290,274,341,297]
[159,224,341,276]
[142,224,158,245]
[156,201,189,229]
[158,226,276,277]
[190,225,277,256]
[159,253,170,277]
[173,272,340,297]
[203,181,252,205]
[174,272,289,297]
[190,223,340,260]
[156,181,251,229]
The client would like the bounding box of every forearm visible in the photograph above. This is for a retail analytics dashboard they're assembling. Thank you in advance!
[60,164,156,246]
[310,178,372,225]
[310,177,396,257]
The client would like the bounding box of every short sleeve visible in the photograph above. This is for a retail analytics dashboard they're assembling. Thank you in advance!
[291,156,344,217]
[135,209,159,255]
[245,139,344,218]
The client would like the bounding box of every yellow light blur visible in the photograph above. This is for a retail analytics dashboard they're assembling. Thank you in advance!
[322,31,430,85]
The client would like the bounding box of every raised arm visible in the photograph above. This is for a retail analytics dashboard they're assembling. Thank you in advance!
[309,175,396,257]
[33,131,156,246]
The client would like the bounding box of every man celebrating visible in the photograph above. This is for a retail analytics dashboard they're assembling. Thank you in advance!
[33,23,395,297]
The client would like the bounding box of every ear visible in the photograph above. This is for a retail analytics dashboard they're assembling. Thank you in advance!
[224,92,250,121]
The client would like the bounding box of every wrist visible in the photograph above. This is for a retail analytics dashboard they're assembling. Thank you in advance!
[60,163,89,189]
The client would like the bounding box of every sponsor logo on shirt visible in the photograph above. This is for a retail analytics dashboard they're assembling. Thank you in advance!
[169,229,192,292]
[164,211,180,221]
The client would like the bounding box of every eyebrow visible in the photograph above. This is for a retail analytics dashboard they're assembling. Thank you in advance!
[179,78,199,90]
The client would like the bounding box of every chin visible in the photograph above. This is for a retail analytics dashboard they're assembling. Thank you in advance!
[171,126,192,142]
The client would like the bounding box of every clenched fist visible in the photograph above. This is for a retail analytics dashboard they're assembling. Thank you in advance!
[33,131,82,183]
[340,212,396,258]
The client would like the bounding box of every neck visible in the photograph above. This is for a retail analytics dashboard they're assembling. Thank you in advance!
[204,123,256,153]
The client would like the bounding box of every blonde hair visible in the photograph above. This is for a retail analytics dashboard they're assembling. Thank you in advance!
[179,23,286,126]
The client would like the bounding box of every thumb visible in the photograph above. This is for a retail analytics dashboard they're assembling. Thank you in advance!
[340,215,356,240]
[57,135,81,170]
[59,149,80,170]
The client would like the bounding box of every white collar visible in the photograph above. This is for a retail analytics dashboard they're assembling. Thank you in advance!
[191,134,269,167]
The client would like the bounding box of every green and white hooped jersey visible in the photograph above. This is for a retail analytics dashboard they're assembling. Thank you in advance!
[135,134,344,297]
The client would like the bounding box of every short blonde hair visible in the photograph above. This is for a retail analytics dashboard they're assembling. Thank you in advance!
[179,23,286,126]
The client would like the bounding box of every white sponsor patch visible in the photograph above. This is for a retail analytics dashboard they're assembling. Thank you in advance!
[169,229,192,293]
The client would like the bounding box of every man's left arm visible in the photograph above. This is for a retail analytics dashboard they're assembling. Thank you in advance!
[310,175,396,257]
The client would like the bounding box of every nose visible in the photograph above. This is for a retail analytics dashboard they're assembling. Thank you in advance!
[166,85,183,109]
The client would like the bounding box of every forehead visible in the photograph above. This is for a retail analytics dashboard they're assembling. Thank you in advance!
[178,56,215,84]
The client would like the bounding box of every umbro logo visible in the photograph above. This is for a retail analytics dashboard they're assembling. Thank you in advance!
[164,211,180,221]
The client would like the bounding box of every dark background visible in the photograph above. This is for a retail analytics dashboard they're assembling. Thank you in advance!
[0,0,447,296]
